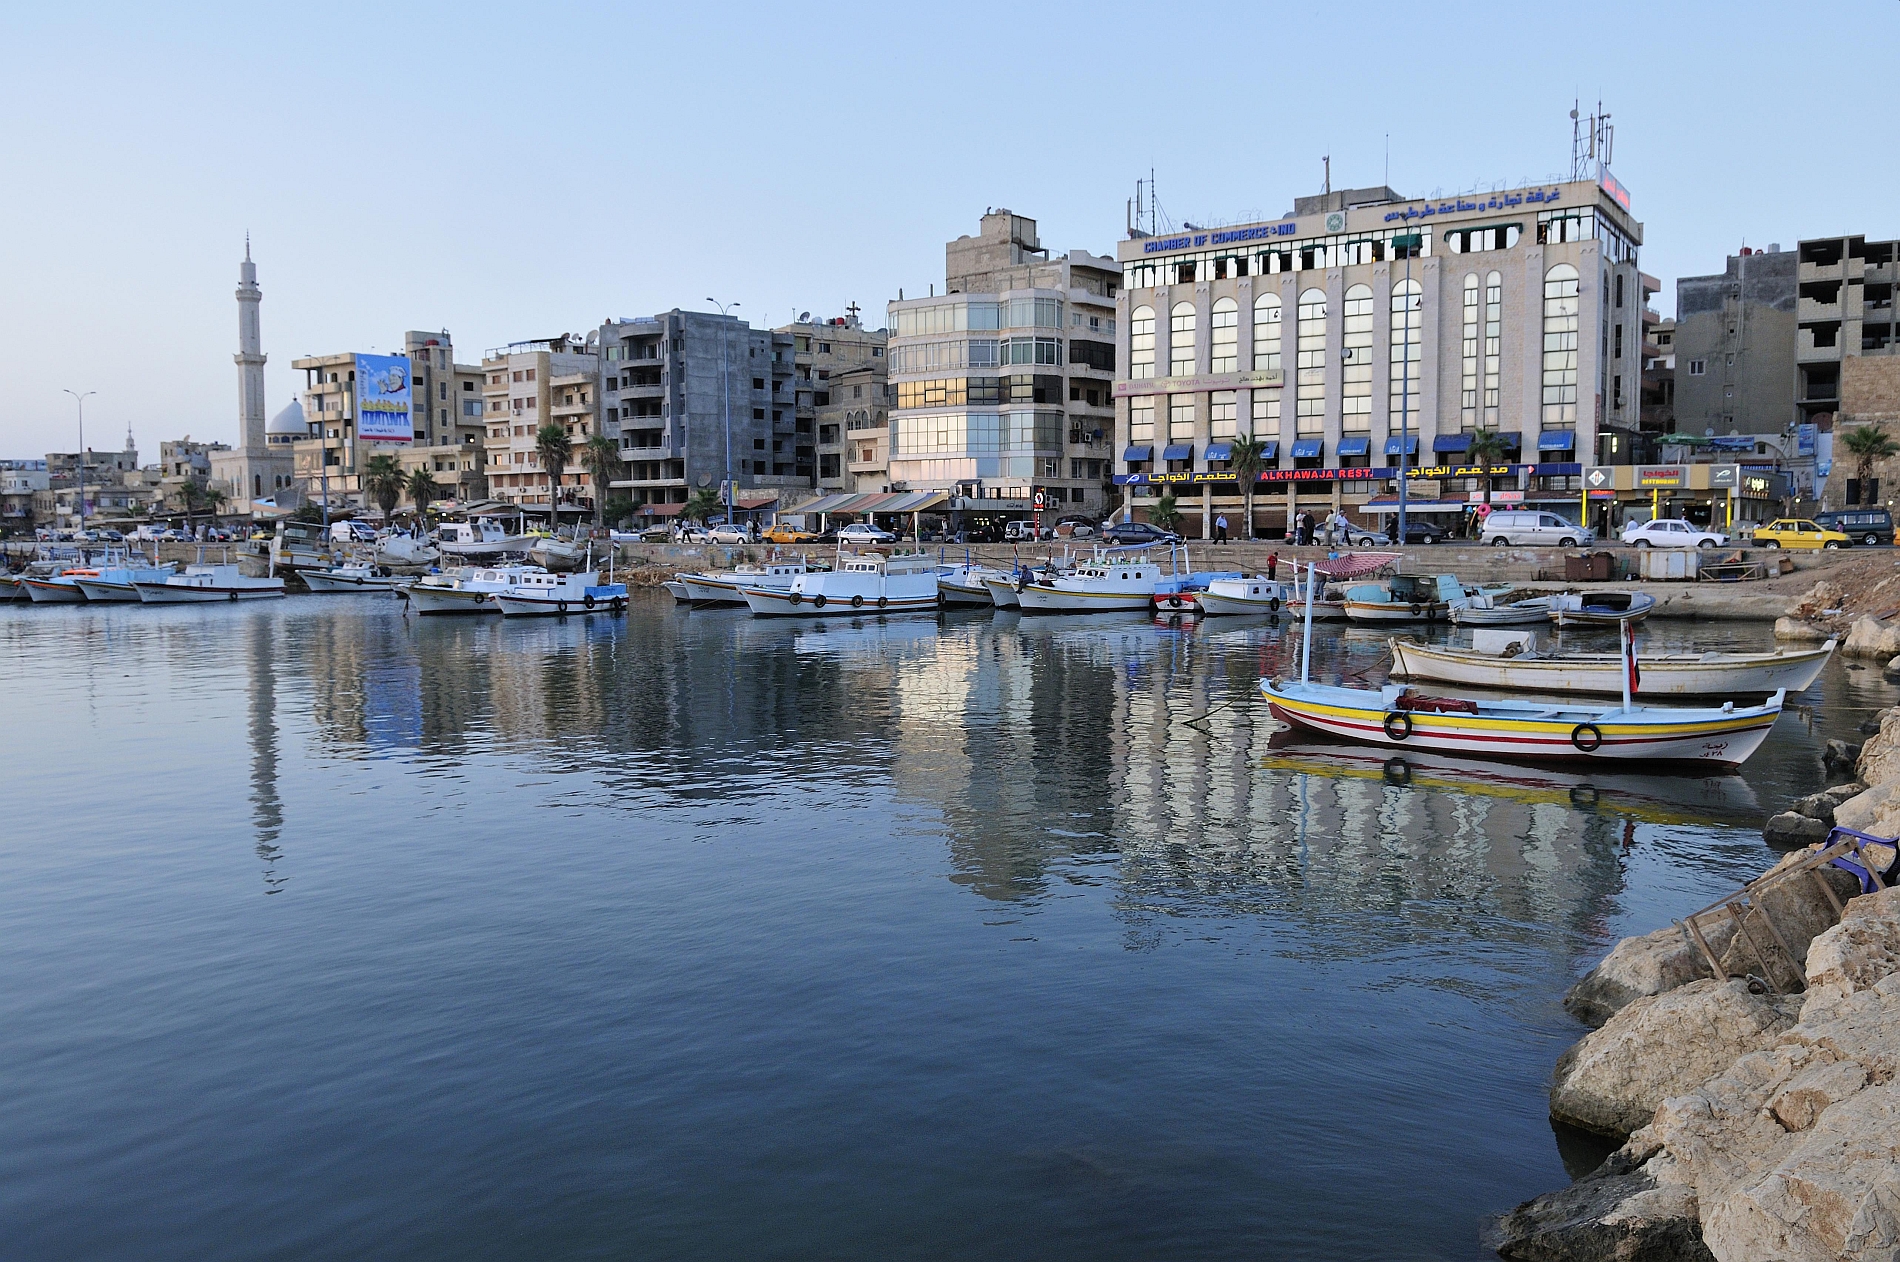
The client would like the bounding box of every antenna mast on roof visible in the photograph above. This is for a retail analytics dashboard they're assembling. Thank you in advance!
[1323,154,1331,195]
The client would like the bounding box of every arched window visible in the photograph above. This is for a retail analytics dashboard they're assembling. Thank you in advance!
[1170,301,1197,376]
[1460,275,1480,429]
[1252,293,1282,371]
[1296,288,1327,435]
[1389,279,1422,427]
[1210,297,1238,374]
[1484,271,1502,426]
[1542,264,1581,428]
[1342,284,1373,432]
[1129,306,1155,380]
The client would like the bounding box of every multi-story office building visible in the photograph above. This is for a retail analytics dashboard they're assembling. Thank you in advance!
[480,335,599,512]
[1675,247,1795,440]
[293,331,487,510]
[596,310,799,518]
[778,311,888,492]
[1112,179,1643,534]
[885,211,1120,516]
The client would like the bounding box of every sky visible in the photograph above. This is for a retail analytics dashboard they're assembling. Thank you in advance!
[1,0,1893,457]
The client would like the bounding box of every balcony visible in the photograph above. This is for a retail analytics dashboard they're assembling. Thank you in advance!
[1798,296,1842,322]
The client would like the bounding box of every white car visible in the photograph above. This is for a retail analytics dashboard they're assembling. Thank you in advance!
[677,525,713,543]
[708,523,749,544]
[1621,518,1729,549]
[837,522,897,544]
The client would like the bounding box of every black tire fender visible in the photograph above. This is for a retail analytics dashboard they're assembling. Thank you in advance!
[584,593,595,608]
[1408,602,1423,617]
[1268,596,1281,612]
[876,595,888,609]
[812,593,827,609]
[612,598,625,613]
[788,591,802,606]
[1571,723,1604,753]
[557,600,568,615]
[1383,711,1413,741]
[851,593,864,608]
[230,590,239,602]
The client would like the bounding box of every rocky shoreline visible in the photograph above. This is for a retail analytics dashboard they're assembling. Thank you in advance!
[1490,709,1900,1260]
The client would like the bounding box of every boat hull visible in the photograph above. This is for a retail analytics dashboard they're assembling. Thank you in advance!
[1390,638,1837,697]
[1261,680,1780,766]
[1017,584,1154,613]
[70,578,142,602]
[22,578,87,603]
[0,575,25,601]
[679,573,795,605]
[1452,605,1550,627]
[938,578,995,607]
[984,577,1022,609]
[1343,599,1449,625]
[492,585,628,616]
[662,581,692,602]
[741,587,940,617]
[134,581,286,603]
[404,586,501,615]
[301,572,402,592]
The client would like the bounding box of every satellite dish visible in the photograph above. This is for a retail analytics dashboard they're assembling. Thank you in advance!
[799,311,810,322]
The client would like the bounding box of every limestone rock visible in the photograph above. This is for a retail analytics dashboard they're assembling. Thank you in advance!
[1827,739,1866,771]
[1843,615,1900,660]
[1550,979,1799,1140]
[1774,616,1830,642]
[1765,811,1831,848]
[1715,851,1859,985]
[1488,1151,1713,1261]
[1804,887,1900,1013]
[1832,782,1899,836]
[1858,707,1900,789]
[1566,921,1738,1028]
[1793,581,1846,620]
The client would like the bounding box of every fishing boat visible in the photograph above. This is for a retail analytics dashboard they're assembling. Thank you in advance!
[21,569,95,603]
[374,533,441,573]
[301,562,404,593]
[1453,593,1553,626]
[1341,574,1465,625]
[134,564,287,603]
[0,573,25,601]
[490,569,628,616]
[663,579,693,602]
[1549,590,1656,626]
[741,551,940,617]
[1389,636,1837,698]
[404,564,546,615]
[937,555,1009,608]
[1151,570,1243,616]
[528,535,584,572]
[70,562,178,602]
[678,560,807,606]
[437,517,533,559]
[1193,575,1295,616]
[1017,546,1166,613]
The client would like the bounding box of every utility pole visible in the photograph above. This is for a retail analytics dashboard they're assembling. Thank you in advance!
[708,299,740,526]
[63,390,95,533]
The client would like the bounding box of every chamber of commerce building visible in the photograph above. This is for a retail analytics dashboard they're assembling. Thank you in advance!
[1113,177,1644,536]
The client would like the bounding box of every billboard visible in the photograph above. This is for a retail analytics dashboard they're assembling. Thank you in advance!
[354,353,413,443]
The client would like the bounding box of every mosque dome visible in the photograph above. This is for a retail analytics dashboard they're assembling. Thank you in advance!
[267,399,307,436]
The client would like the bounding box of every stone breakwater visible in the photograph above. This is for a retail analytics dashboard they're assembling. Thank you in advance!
[1490,710,1900,1260]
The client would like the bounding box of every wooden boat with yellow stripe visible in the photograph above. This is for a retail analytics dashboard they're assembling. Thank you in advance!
[1257,678,1783,766]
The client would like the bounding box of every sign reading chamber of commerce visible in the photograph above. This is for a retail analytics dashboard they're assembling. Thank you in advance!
[354,353,413,444]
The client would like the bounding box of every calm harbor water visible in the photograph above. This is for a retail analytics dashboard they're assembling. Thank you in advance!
[0,594,1888,1260]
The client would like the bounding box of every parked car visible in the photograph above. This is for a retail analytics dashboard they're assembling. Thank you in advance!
[677,525,714,543]
[636,524,673,542]
[1054,515,1096,538]
[99,529,125,542]
[1338,522,1391,546]
[1620,518,1729,549]
[838,522,897,544]
[762,523,819,544]
[1004,520,1047,542]
[330,521,376,544]
[1482,510,1595,548]
[1101,521,1182,546]
[1390,520,1448,545]
[708,523,750,544]
[1814,508,1896,547]
[1751,519,1848,550]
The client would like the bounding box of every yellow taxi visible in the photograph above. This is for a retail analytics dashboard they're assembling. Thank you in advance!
[761,523,819,544]
[1750,519,1849,550]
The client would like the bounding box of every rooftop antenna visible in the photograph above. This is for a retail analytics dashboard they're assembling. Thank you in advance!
[1383,134,1389,188]
[1323,154,1331,196]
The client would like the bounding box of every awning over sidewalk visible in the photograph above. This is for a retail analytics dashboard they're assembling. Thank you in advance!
[785,490,950,516]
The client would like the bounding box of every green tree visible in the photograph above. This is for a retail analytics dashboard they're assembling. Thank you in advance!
[581,434,621,529]
[405,466,441,515]
[603,495,636,529]
[1228,436,1269,539]
[1465,428,1512,516]
[362,453,405,518]
[1842,424,1900,504]
[683,487,723,522]
[1149,491,1181,534]
[170,478,203,525]
[202,486,226,524]
[536,423,572,508]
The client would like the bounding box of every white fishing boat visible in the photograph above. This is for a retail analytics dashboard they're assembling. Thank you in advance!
[741,551,940,617]
[490,569,628,616]
[678,560,807,605]
[1341,574,1464,625]
[1453,593,1553,626]
[985,574,1023,609]
[134,564,287,603]
[1389,636,1838,698]
[938,561,1009,608]
[71,562,178,602]
[0,574,25,601]
[404,564,546,615]
[21,569,93,603]
[663,579,693,602]
[1195,575,1296,616]
[1549,590,1656,626]
[1017,547,1165,613]
[268,520,336,573]
[528,535,584,572]
[374,533,441,572]
[437,517,533,558]
[1151,569,1243,616]
[301,563,404,593]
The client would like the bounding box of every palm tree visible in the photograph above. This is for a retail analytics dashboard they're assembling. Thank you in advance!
[1842,424,1900,505]
[1228,436,1269,539]
[1149,491,1181,534]
[362,453,404,518]
[171,478,203,528]
[683,487,723,522]
[580,434,621,529]
[202,486,226,526]
[535,423,572,508]
[405,466,441,516]
[1465,428,1512,517]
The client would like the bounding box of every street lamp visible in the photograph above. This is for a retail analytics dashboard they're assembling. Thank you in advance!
[708,299,740,526]
[63,389,95,533]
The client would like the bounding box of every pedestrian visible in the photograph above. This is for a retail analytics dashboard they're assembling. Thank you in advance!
[1333,509,1351,545]
[1266,551,1279,582]
[1214,512,1228,545]
[1298,511,1314,546]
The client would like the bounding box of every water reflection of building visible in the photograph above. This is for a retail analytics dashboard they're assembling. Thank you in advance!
[244,612,286,893]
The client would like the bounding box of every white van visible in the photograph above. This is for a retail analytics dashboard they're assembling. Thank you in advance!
[1480,510,1594,548]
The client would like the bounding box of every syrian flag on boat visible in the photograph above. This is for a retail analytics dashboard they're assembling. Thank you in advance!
[1624,621,1641,695]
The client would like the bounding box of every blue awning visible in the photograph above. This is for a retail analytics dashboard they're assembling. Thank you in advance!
[1162,444,1193,461]
[1203,442,1233,461]
[1122,445,1151,462]
[1384,435,1419,456]
[1538,430,1577,451]
[1496,431,1522,448]
[1433,434,1471,454]
[1336,436,1370,456]
[1261,440,1279,459]
[1291,439,1322,459]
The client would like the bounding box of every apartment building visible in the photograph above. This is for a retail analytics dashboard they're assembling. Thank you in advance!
[1675,247,1796,440]
[480,335,600,512]
[778,311,889,492]
[1,459,48,526]
[596,310,799,518]
[885,210,1120,516]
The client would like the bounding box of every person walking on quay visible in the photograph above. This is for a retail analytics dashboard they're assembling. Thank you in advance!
[1213,512,1229,545]
[1332,509,1351,546]
[1297,511,1315,546]
[1266,551,1279,582]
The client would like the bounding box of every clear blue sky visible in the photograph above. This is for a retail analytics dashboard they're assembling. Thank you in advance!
[0,0,1889,456]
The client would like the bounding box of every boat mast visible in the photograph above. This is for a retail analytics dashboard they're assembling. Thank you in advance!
[1301,561,1315,685]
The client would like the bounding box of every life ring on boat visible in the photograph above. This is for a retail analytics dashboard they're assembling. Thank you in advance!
[1408,602,1424,617]
[584,593,596,609]
[612,598,625,613]
[1383,711,1413,741]
[557,600,569,615]
[229,590,240,602]
[876,595,888,609]
[851,594,865,608]
[788,592,802,606]
[1571,723,1604,753]
[1268,596,1281,612]
[812,593,827,609]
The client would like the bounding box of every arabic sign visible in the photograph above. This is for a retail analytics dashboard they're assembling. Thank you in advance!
[1637,465,1683,488]
[1382,188,1562,224]
[1114,370,1283,397]
[354,353,413,444]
